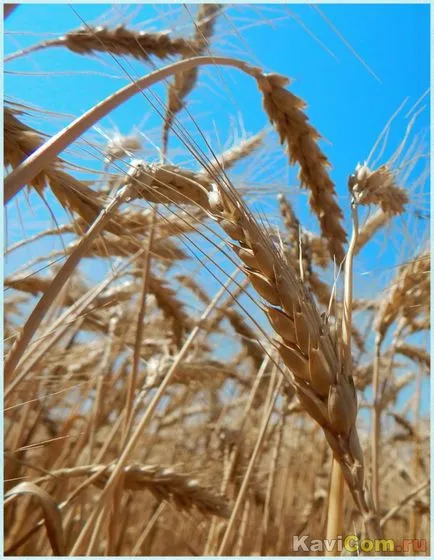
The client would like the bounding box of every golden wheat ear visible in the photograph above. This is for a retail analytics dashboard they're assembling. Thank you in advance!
[5,25,198,63]
[257,73,347,263]
[126,159,381,539]
[162,4,222,155]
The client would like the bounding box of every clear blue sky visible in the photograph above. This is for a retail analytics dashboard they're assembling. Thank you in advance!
[4,4,430,415]
[5,3,429,255]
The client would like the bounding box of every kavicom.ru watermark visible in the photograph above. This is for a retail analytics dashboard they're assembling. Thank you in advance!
[292,534,427,554]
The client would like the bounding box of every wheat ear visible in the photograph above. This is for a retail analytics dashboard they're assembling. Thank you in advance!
[5,25,198,63]
[128,160,381,539]
[4,107,112,226]
[257,73,347,262]
[162,4,222,155]
[355,208,391,255]
[30,464,231,518]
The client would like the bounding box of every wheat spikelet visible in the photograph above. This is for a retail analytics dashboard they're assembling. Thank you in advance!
[307,232,330,268]
[177,275,264,371]
[4,273,86,308]
[91,281,138,310]
[120,205,204,239]
[277,194,336,310]
[4,106,52,194]
[127,160,213,207]
[145,357,246,389]
[5,224,75,255]
[4,8,430,555]
[48,169,111,227]
[68,230,186,262]
[277,193,302,256]
[176,274,210,305]
[224,308,264,370]
[5,268,189,352]
[5,26,198,63]
[257,74,347,262]
[5,274,56,297]
[147,275,191,346]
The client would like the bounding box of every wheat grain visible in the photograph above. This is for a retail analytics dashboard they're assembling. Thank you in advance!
[4,107,119,228]
[4,6,428,555]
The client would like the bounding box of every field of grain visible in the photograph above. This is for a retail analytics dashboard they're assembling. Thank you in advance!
[3,4,430,556]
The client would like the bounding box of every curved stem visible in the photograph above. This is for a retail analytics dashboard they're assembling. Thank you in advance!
[4,55,259,204]
[4,38,62,62]
[342,198,359,372]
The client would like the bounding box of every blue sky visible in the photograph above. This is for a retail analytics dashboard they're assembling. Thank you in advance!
[4,4,430,415]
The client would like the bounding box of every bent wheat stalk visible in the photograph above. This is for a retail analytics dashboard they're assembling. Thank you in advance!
[5,57,343,266]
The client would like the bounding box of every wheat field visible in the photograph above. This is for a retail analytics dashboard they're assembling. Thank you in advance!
[3,4,430,556]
